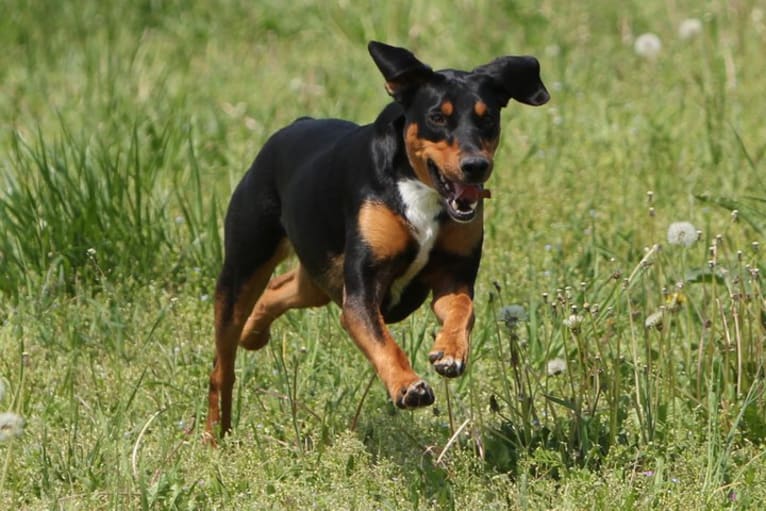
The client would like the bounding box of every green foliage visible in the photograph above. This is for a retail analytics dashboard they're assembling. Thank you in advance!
[1,0,766,509]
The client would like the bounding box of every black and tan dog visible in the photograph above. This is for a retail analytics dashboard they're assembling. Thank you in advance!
[206,41,548,438]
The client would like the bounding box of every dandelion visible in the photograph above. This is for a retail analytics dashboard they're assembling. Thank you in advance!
[634,33,662,59]
[645,309,664,329]
[546,358,567,376]
[563,314,583,331]
[667,221,697,247]
[678,18,703,39]
[499,305,527,328]
[545,44,560,57]
[665,292,686,312]
[0,412,24,441]
[752,8,763,24]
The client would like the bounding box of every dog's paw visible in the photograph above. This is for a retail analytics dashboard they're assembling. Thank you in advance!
[428,351,465,378]
[239,328,270,351]
[395,380,435,409]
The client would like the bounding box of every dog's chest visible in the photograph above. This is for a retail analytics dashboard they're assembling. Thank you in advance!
[388,179,443,306]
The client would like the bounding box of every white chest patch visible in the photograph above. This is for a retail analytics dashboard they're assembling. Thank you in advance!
[388,179,443,307]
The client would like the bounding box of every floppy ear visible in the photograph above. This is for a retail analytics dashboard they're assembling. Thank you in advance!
[368,41,433,102]
[473,56,550,107]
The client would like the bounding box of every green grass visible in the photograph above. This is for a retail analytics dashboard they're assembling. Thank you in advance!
[1,0,765,509]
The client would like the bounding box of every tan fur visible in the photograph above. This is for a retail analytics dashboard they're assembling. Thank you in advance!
[240,264,330,350]
[436,208,484,256]
[404,123,463,185]
[340,301,422,399]
[206,239,291,439]
[358,201,411,261]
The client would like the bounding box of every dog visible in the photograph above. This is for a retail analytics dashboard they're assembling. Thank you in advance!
[206,41,549,439]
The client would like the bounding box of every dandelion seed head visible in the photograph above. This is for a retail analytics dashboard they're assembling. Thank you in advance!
[499,305,527,328]
[752,8,764,24]
[0,412,25,441]
[563,314,583,330]
[634,33,662,59]
[645,310,664,329]
[678,18,703,39]
[667,221,697,247]
[546,358,567,376]
[545,44,560,57]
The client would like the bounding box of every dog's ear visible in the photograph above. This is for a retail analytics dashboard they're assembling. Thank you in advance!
[473,56,550,107]
[368,41,433,102]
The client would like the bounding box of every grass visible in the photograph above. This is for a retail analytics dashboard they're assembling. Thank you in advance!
[1,0,765,508]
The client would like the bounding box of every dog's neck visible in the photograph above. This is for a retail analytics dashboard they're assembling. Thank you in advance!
[387,179,442,307]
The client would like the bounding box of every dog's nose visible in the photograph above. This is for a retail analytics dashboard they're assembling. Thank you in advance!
[460,156,491,182]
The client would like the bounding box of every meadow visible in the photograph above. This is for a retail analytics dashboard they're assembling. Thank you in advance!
[1,0,765,509]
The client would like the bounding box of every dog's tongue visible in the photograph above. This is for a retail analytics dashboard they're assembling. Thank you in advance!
[452,183,491,202]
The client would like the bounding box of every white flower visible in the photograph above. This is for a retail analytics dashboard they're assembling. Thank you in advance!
[547,358,567,376]
[678,18,703,39]
[667,221,698,247]
[563,314,583,330]
[545,44,560,57]
[0,412,25,441]
[645,309,664,329]
[634,33,662,59]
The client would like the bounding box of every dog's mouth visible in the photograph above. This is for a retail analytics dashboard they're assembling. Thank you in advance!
[428,159,491,223]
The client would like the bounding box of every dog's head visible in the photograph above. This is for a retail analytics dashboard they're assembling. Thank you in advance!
[368,41,549,223]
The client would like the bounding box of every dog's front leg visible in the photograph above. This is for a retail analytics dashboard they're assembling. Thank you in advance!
[428,278,475,378]
[339,248,435,409]
[340,296,434,408]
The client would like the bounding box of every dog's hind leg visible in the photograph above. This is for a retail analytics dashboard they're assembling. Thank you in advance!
[206,231,291,441]
[239,264,330,350]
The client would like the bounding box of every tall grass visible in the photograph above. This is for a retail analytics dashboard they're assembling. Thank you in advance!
[483,206,765,475]
[0,118,221,298]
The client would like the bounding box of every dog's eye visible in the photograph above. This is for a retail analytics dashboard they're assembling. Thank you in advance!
[427,112,447,126]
